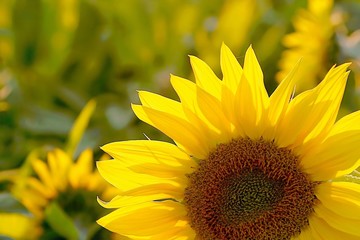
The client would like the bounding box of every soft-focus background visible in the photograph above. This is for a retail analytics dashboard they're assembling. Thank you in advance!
[1,0,360,239]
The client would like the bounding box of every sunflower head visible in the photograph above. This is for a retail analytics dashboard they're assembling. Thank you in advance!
[97,44,360,239]
[11,147,118,239]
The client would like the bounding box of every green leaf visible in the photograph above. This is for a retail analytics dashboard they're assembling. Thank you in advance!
[44,202,78,240]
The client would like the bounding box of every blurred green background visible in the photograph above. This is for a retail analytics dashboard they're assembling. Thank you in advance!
[1,0,360,239]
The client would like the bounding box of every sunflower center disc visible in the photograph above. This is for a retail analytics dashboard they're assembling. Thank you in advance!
[222,170,284,224]
[184,138,318,240]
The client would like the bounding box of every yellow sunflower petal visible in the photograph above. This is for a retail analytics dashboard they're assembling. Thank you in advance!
[138,91,184,117]
[276,63,350,149]
[170,75,196,111]
[170,75,229,143]
[219,43,243,132]
[97,201,187,237]
[22,188,49,210]
[196,86,232,140]
[66,99,96,157]
[316,182,360,220]
[302,64,351,143]
[69,148,93,189]
[102,140,193,168]
[232,46,269,138]
[47,150,68,191]
[27,177,56,199]
[132,104,210,158]
[31,158,56,192]
[264,59,300,140]
[189,55,222,99]
[121,184,185,200]
[96,160,180,193]
[243,46,269,110]
[314,200,360,236]
[301,110,360,180]
[220,43,243,94]
[310,213,360,239]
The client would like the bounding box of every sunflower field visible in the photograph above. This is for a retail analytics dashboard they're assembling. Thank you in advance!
[1,0,360,239]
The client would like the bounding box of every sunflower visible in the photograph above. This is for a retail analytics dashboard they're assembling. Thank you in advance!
[277,0,334,92]
[2,100,122,239]
[97,44,360,239]
[13,147,118,239]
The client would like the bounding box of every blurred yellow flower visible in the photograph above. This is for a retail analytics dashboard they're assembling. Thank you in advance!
[20,148,113,219]
[0,100,122,239]
[97,44,360,239]
[277,0,334,91]
[0,212,40,239]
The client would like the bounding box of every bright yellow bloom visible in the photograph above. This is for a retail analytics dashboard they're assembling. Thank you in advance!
[97,44,360,239]
[277,0,334,92]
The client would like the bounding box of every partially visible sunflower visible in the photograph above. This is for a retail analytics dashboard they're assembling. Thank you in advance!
[97,44,360,239]
[20,148,111,216]
[15,147,117,239]
[277,0,334,91]
[1,100,123,239]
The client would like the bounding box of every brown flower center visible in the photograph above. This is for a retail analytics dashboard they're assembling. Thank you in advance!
[184,138,318,240]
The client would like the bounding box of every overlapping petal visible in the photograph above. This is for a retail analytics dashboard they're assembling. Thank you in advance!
[97,201,188,237]
[314,202,360,236]
[316,182,360,220]
[301,110,360,180]
[132,104,211,158]
[189,55,222,99]
[102,140,193,168]
[276,63,350,150]
[306,216,359,240]
[97,160,181,193]
[233,46,269,138]
[264,59,300,140]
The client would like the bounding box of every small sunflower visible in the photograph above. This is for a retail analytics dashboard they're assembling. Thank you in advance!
[97,44,360,239]
[2,100,121,239]
[277,0,334,91]
[16,148,117,239]
[21,148,112,218]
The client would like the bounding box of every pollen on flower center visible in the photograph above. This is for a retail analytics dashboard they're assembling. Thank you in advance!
[184,138,318,240]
